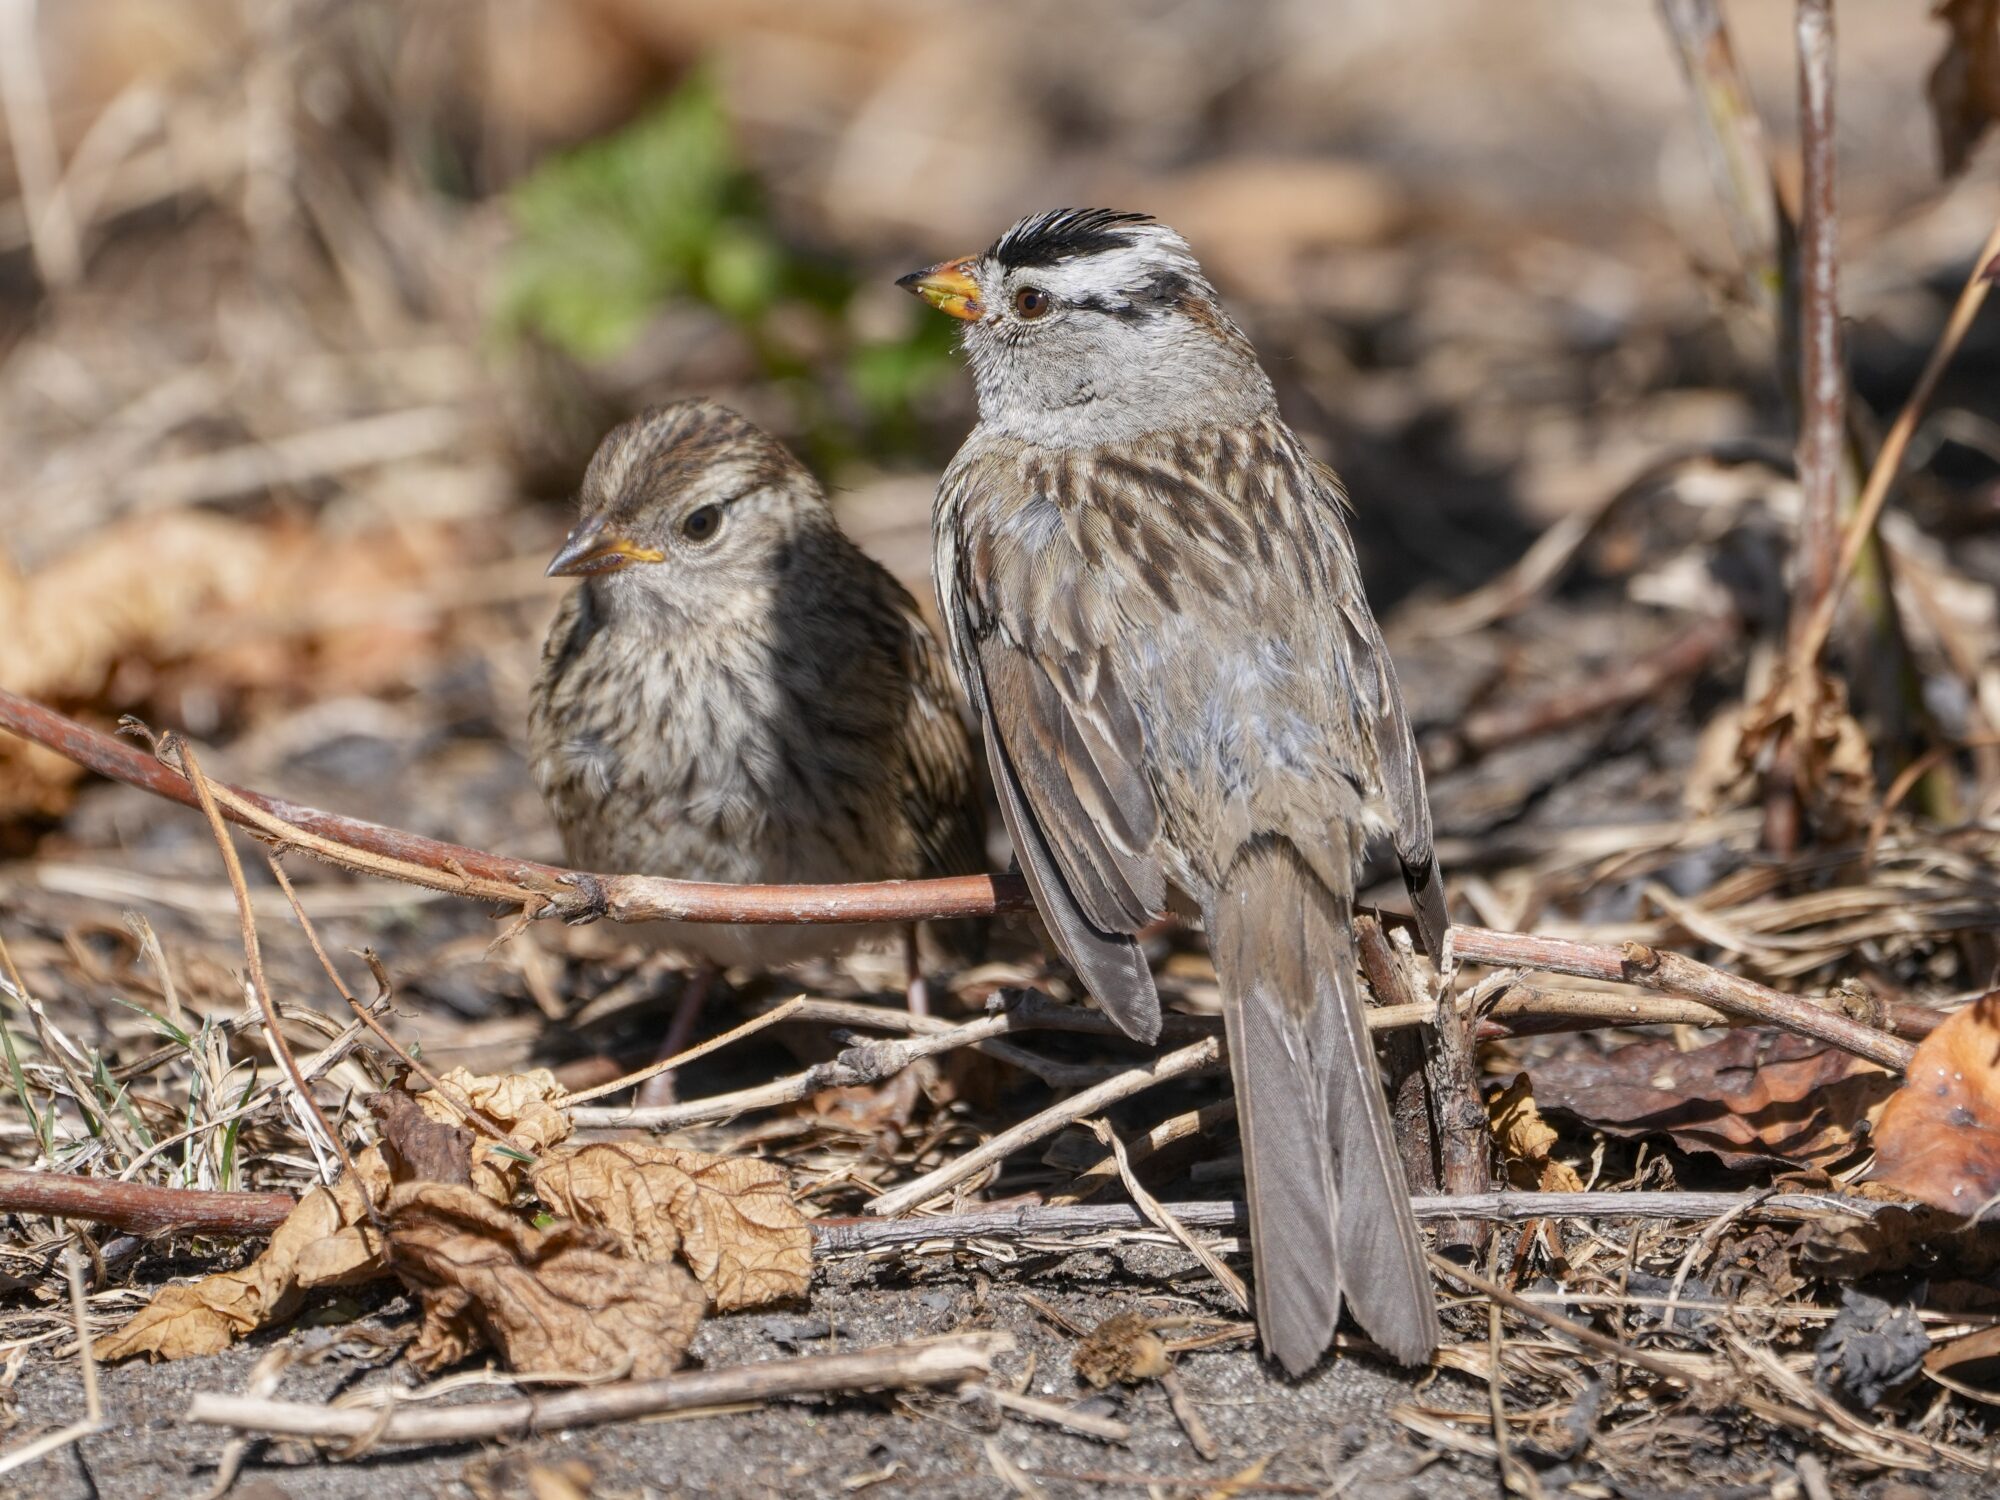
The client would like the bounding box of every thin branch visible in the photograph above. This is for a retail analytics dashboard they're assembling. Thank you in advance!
[265,855,511,1143]
[0,1175,1898,1245]
[185,1334,1011,1446]
[0,1167,295,1234]
[1447,930,1914,1070]
[1656,0,1784,313]
[1796,214,2000,668]
[865,1039,1224,1218]
[163,735,377,1221]
[813,1189,1894,1254]
[1789,0,1843,664]
[0,691,1027,926]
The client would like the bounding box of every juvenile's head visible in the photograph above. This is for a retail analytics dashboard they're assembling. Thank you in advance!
[899,209,1272,445]
[547,401,831,620]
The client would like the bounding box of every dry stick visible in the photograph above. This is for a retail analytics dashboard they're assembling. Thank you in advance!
[1427,1252,1708,1393]
[1057,1099,1235,1204]
[570,1005,1121,1131]
[1657,0,1783,315]
[164,735,378,1222]
[0,692,1029,926]
[0,1166,295,1234]
[1357,915,1437,1198]
[185,1334,1011,1446]
[0,1176,1891,1245]
[265,855,510,1143]
[1360,917,1488,1257]
[1797,217,2000,669]
[562,996,810,1105]
[0,1242,103,1477]
[1446,930,1913,1071]
[1087,1116,1250,1313]
[1789,0,1841,655]
[866,1039,1224,1218]
[0,695,1926,1061]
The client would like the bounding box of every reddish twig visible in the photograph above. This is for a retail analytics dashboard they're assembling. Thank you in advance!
[0,1167,295,1235]
[0,688,1027,925]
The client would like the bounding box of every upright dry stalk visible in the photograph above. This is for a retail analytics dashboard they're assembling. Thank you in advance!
[1656,0,1784,312]
[1790,0,1843,662]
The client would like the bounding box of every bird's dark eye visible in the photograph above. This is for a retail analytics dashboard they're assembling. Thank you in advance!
[1013,286,1052,320]
[681,504,722,542]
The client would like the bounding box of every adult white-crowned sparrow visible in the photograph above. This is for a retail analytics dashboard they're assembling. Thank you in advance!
[528,400,985,1065]
[903,209,1446,1373]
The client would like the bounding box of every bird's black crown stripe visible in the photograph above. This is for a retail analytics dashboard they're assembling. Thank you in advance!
[990,209,1154,270]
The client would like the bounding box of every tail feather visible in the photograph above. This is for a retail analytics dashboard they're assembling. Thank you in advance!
[1209,841,1439,1374]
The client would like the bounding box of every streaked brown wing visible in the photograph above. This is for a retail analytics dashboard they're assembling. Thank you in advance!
[1305,456,1447,959]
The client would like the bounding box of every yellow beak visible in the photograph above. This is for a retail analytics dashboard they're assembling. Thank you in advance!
[545,519,665,578]
[896,256,984,321]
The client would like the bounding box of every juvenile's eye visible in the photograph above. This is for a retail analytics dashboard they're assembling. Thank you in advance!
[1013,286,1051,320]
[681,504,722,542]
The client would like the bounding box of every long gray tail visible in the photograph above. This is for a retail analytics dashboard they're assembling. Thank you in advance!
[1208,840,1439,1374]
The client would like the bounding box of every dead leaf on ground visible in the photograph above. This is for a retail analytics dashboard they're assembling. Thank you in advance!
[98,1148,391,1362]
[1489,1073,1584,1192]
[532,1141,810,1311]
[370,1087,473,1187]
[1527,1028,1894,1171]
[418,1066,571,1201]
[1930,0,2000,177]
[390,1182,705,1379]
[1869,995,2000,1217]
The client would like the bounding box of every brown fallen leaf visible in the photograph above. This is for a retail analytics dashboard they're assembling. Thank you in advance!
[1527,1028,1894,1171]
[1930,0,2000,177]
[98,1149,391,1362]
[1869,995,2000,1218]
[1489,1073,1584,1192]
[417,1066,571,1202]
[532,1142,810,1311]
[389,1183,705,1379]
[370,1088,473,1188]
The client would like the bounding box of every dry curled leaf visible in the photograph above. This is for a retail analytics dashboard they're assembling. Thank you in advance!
[371,1088,473,1188]
[418,1066,571,1202]
[1528,1028,1892,1171]
[1931,0,2000,177]
[389,1182,705,1379]
[1073,1310,1170,1388]
[1489,1073,1584,1192]
[532,1142,810,1311]
[99,1149,391,1362]
[1869,995,2000,1218]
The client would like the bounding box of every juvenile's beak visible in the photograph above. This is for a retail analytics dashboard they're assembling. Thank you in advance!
[896,256,983,321]
[545,518,665,578]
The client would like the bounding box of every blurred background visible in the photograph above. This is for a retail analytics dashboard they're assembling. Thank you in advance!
[1,0,1996,1072]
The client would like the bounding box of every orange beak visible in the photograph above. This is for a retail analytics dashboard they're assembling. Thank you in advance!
[545,518,665,578]
[896,256,984,321]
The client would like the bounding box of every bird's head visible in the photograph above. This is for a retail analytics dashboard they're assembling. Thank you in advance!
[899,209,1272,445]
[546,400,829,620]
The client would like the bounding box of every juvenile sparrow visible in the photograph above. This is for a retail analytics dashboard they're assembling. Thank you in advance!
[903,210,1447,1373]
[528,400,986,1059]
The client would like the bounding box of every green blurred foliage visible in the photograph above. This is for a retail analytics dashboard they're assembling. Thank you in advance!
[495,71,958,467]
